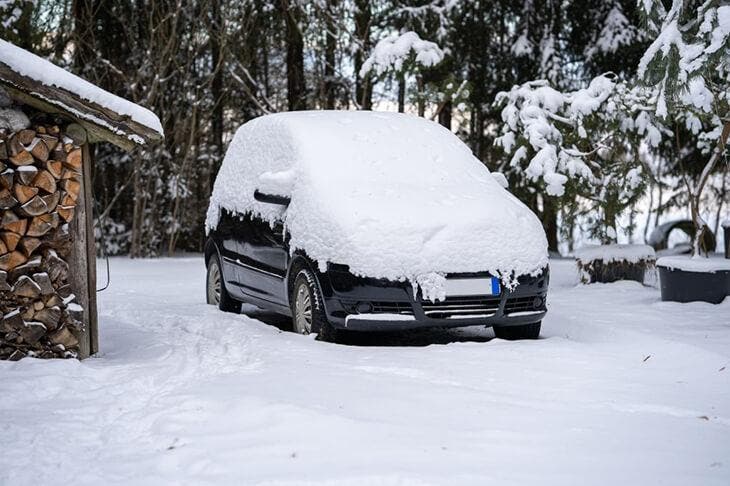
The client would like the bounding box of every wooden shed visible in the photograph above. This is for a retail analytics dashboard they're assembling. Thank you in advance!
[0,40,163,360]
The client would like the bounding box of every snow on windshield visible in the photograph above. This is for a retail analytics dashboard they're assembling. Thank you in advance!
[206,111,548,291]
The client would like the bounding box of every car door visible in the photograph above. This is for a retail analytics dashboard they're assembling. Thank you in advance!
[215,210,248,300]
[236,214,289,306]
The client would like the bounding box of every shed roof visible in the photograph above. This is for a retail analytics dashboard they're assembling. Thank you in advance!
[0,39,163,151]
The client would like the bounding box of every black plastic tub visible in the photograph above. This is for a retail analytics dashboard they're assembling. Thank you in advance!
[657,266,730,304]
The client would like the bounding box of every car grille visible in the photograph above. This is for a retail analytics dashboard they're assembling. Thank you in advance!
[420,296,501,319]
[504,296,538,314]
[341,295,544,319]
[371,301,414,315]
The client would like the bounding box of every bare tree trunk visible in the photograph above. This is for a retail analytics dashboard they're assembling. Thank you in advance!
[542,196,559,252]
[167,107,198,255]
[643,180,654,243]
[281,0,306,111]
[210,0,224,160]
[438,100,452,129]
[354,0,372,110]
[398,77,406,113]
[416,75,424,117]
[628,206,635,244]
[472,109,485,159]
[656,177,665,224]
[72,0,98,78]
[566,209,576,253]
[691,121,730,256]
[263,27,270,99]
[324,0,338,109]
[713,164,728,238]
[13,0,35,50]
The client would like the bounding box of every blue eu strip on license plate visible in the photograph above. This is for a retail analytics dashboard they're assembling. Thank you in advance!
[491,277,500,295]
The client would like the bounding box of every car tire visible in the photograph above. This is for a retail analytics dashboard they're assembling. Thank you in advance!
[291,269,339,342]
[493,321,541,340]
[207,254,242,313]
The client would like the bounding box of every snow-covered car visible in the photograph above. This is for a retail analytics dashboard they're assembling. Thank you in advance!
[204,111,549,340]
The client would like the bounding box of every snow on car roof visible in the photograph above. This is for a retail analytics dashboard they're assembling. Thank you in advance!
[206,111,548,289]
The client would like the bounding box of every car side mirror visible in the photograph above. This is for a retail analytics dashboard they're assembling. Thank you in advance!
[254,190,291,206]
[491,172,509,189]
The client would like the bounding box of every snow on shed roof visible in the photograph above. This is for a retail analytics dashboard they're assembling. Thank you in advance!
[207,111,548,289]
[0,39,163,151]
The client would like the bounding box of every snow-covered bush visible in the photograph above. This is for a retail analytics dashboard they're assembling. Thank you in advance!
[638,0,730,256]
[493,74,664,243]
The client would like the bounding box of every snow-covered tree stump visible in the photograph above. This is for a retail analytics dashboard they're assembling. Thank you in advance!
[574,244,656,284]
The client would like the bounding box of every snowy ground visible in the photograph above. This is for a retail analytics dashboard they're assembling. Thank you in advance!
[1,256,729,485]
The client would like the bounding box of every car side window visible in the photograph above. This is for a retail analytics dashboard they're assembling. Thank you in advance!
[272,221,285,243]
[252,216,285,247]
[217,209,237,236]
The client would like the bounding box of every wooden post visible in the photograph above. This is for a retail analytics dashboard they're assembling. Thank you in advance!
[66,143,98,358]
[84,144,98,355]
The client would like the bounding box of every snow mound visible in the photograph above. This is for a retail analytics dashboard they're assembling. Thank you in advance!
[574,244,656,264]
[206,111,548,287]
[657,256,730,273]
[0,39,163,136]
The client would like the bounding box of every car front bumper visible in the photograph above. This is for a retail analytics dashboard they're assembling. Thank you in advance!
[319,268,549,332]
[341,309,547,331]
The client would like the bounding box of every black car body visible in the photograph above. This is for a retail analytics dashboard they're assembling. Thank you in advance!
[205,210,548,333]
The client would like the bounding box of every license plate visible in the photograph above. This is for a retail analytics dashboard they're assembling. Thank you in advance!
[444,277,500,297]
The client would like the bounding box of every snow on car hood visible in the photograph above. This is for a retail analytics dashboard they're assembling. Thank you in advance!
[206,111,548,290]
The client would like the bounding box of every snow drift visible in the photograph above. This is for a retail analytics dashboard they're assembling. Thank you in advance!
[206,111,548,286]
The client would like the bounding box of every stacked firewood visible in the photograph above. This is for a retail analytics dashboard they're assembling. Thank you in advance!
[0,123,84,360]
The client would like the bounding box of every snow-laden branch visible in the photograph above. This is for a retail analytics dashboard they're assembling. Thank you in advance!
[494,74,664,197]
[494,74,666,243]
[359,31,444,77]
[638,0,730,117]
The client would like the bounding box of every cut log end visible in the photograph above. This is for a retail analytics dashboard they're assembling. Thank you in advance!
[1,231,21,252]
[64,148,82,171]
[18,195,48,217]
[9,150,34,166]
[16,166,37,186]
[32,170,57,194]
[14,185,38,205]
[0,251,28,272]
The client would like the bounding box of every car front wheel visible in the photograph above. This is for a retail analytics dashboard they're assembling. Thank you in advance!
[493,321,541,340]
[207,255,241,313]
[291,269,339,342]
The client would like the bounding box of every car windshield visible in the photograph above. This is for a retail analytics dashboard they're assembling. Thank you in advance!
[290,111,504,229]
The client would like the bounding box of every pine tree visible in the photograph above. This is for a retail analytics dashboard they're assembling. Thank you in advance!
[638,0,730,255]
[493,75,662,244]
